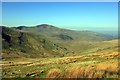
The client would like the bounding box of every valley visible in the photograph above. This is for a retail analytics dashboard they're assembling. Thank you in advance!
[1,24,119,79]
[1,2,119,79]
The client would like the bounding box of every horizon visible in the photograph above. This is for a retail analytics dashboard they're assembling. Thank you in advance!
[2,2,118,34]
[2,23,118,36]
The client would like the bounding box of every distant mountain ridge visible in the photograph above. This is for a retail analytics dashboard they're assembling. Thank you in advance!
[14,24,114,41]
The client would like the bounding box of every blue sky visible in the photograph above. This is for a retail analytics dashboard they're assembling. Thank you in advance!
[2,2,118,32]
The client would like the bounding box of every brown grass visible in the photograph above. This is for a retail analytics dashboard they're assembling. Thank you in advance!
[2,51,119,78]
[65,66,83,78]
[66,60,118,78]
[96,60,118,73]
[46,68,62,78]
[65,65,105,78]
[46,60,118,78]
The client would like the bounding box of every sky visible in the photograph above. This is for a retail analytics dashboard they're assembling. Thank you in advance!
[2,2,118,34]
[1,0,119,2]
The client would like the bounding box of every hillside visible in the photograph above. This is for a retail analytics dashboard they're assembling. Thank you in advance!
[2,26,68,58]
[1,25,119,79]
[2,51,119,78]
[15,24,114,41]
[1,24,117,58]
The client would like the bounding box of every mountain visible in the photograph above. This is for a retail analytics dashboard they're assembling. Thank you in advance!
[2,25,118,79]
[1,24,116,58]
[15,24,114,41]
[2,26,68,58]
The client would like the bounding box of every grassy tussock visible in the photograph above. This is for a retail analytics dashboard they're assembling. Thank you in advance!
[46,61,118,78]
[65,65,105,78]
[96,61,118,73]
[46,68,62,78]
[65,66,85,78]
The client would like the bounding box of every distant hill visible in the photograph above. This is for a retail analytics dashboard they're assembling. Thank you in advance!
[1,24,117,58]
[15,24,114,41]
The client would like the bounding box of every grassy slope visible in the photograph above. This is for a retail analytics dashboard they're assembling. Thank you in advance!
[1,25,119,78]
[2,52,119,78]
[2,40,119,78]
[2,27,68,58]
[2,24,116,58]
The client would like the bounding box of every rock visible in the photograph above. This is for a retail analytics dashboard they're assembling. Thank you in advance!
[26,70,44,77]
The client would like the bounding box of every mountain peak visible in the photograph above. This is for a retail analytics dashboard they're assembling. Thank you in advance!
[36,24,56,28]
[16,26,27,30]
